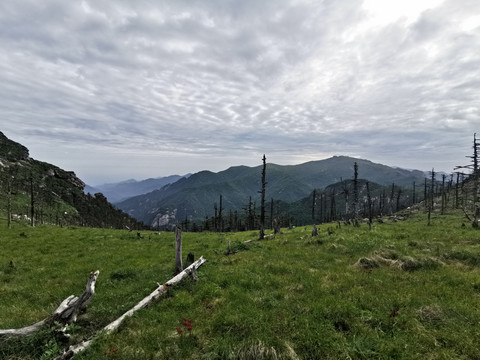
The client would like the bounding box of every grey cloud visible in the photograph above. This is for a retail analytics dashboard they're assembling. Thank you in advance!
[0,0,479,184]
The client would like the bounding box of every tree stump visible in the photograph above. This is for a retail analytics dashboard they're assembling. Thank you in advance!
[175,227,183,275]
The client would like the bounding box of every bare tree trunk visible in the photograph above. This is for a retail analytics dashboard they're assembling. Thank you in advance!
[0,271,99,337]
[311,190,316,223]
[175,227,183,275]
[7,177,12,228]
[428,169,435,226]
[353,162,359,223]
[441,174,446,215]
[412,181,416,206]
[30,174,35,227]
[270,198,274,229]
[56,258,206,360]
[219,195,223,232]
[366,181,372,230]
[259,154,267,240]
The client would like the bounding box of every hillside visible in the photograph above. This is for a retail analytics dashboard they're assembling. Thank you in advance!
[116,156,427,229]
[0,132,147,229]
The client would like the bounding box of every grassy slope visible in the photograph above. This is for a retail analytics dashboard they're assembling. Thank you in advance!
[1,211,480,359]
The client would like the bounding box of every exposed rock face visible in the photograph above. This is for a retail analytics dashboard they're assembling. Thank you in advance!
[0,132,85,192]
[151,209,177,229]
[53,168,86,191]
[0,132,147,230]
[0,131,29,162]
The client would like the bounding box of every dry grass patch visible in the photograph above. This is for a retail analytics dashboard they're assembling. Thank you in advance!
[417,305,444,323]
[232,340,300,360]
[355,250,444,271]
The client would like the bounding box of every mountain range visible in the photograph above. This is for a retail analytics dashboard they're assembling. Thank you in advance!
[1,131,433,231]
[85,174,190,203]
[114,156,427,229]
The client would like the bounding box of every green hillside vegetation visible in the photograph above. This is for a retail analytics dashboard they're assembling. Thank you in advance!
[116,156,427,229]
[1,207,480,359]
[87,174,188,204]
[0,132,147,230]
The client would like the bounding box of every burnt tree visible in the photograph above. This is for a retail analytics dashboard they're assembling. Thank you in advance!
[311,189,316,223]
[259,154,267,240]
[428,168,435,226]
[353,163,359,222]
[219,194,223,232]
[455,133,480,227]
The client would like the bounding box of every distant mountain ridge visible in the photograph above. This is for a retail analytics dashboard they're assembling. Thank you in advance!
[115,156,427,228]
[86,174,190,203]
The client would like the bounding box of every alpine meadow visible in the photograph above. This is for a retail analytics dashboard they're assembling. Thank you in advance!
[2,1,480,359]
[1,133,480,359]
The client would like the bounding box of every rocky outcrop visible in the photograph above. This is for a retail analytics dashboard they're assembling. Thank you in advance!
[0,131,29,162]
[151,209,178,230]
[0,132,147,230]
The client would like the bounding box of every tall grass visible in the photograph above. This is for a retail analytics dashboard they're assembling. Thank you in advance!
[1,210,480,359]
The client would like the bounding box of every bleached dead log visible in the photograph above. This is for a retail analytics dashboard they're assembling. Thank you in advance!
[0,271,99,337]
[56,257,206,360]
[244,233,275,243]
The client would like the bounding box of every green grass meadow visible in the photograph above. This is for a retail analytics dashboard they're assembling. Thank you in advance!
[1,210,480,359]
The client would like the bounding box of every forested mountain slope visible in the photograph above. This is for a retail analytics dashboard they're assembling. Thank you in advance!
[0,132,147,229]
[116,156,426,228]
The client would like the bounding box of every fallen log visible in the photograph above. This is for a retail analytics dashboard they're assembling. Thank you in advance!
[244,233,275,243]
[0,270,99,337]
[56,256,206,360]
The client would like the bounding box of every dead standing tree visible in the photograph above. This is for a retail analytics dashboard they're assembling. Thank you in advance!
[0,168,15,228]
[218,194,223,232]
[366,181,373,230]
[455,133,480,227]
[175,226,183,274]
[341,178,350,220]
[311,189,316,224]
[353,162,360,226]
[428,169,436,226]
[259,154,267,240]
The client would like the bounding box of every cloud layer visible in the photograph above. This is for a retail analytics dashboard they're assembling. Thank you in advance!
[1,0,479,184]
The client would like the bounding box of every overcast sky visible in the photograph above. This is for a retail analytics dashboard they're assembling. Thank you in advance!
[1,0,479,185]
